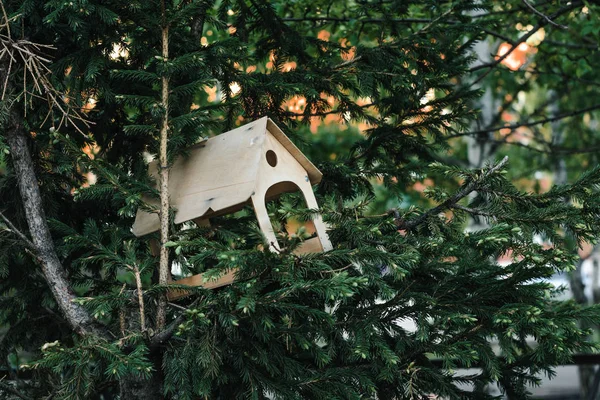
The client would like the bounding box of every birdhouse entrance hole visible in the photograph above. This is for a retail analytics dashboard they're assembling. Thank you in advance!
[266,150,278,167]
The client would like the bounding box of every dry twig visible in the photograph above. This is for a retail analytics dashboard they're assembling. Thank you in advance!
[398,156,509,230]
[0,209,35,249]
[132,265,146,332]
[0,0,91,136]
[522,0,568,30]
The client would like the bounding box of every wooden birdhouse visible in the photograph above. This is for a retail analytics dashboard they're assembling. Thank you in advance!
[132,117,332,295]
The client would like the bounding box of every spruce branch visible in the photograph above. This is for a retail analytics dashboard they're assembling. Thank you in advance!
[398,156,509,230]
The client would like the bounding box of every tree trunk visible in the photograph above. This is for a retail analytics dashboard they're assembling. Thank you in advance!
[466,36,497,167]
[466,35,498,237]
[2,108,103,338]
[0,49,103,338]
[119,379,162,400]
[156,2,171,330]
[119,358,163,400]
[548,95,595,398]
[119,305,164,399]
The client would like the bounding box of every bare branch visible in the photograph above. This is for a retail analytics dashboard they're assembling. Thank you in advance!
[151,297,202,347]
[398,157,509,230]
[522,0,568,29]
[132,265,146,332]
[489,138,600,155]
[480,28,516,45]
[0,0,10,39]
[468,2,580,86]
[448,103,600,139]
[0,20,91,136]
[157,0,170,330]
[0,210,35,249]
[281,17,431,24]
[119,283,126,336]
[0,381,33,400]
[333,55,363,70]
[452,204,495,218]
[168,302,188,311]
[1,45,11,99]
[541,40,598,50]
[281,102,376,118]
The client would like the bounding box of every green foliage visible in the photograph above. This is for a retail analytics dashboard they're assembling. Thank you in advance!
[0,0,599,399]
[29,336,153,399]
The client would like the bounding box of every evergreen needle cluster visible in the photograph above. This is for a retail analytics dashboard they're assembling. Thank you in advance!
[0,0,598,399]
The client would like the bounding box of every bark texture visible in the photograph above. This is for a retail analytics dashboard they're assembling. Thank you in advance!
[119,307,163,400]
[0,53,103,337]
[551,97,597,399]
[119,375,163,400]
[5,120,103,337]
[156,20,170,330]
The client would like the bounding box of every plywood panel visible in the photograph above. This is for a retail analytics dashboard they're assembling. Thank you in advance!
[167,269,236,300]
[266,119,322,184]
[133,118,324,237]
[133,119,268,236]
[294,236,324,254]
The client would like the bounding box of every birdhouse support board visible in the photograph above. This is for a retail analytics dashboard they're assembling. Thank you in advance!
[132,117,332,298]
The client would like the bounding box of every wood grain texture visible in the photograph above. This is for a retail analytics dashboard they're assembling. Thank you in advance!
[167,270,236,300]
[136,117,333,297]
[133,118,322,236]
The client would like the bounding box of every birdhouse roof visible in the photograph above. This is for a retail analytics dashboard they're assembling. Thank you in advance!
[132,117,322,236]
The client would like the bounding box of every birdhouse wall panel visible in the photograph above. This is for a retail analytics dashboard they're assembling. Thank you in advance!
[251,193,280,251]
[266,119,322,184]
[174,125,264,197]
[174,181,255,223]
[295,236,324,254]
[253,130,313,197]
[294,179,333,252]
[133,119,268,236]
[167,269,237,301]
[251,130,333,253]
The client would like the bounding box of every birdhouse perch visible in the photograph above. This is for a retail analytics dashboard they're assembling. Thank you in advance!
[132,117,332,297]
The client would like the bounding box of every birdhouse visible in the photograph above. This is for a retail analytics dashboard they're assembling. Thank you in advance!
[132,117,332,295]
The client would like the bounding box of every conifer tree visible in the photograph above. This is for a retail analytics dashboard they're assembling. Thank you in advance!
[0,0,599,399]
